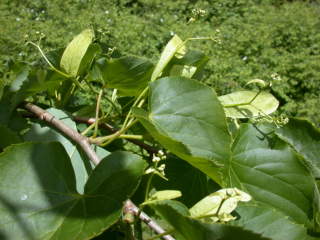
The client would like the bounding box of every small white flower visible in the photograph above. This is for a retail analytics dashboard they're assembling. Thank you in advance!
[158,164,166,171]
[152,156,161,163]
[145,167,155,174]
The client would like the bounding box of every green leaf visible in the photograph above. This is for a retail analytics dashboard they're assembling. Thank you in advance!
[0,124,21,150]
[24,108,109,194]
[60,29,95,77]
[10,70,66,108]
[150,200,269,240]
[218,90,279,118]
[0,143,145,240]
[134,77,231,184]
[275,118,320,178]
[143,190,182,205]
[225,124,314,226]
[190,188,251,223]
[233,203,314,240]
[151,35,186,81]
[99,56,154,96]
[164,50,209,79]
[275,118,320,232]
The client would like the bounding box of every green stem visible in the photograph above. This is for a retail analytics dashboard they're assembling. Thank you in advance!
[98,119,139,146]
[122,87,149,129]
[27,41,71,78]
[93,89,103,137]
[27,41,85,90]
[119,134,143,140]
[144,173,155,202]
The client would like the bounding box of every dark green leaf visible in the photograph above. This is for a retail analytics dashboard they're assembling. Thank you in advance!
[0,124,21,150]
[150,200,269,240]
[275,118,320,178]
[100,56,154,96]
[11,70,66,108]
[225,124,314,226]
[24,108,109,194]
[134,77,231,184]
[0,143,145,240]
[233,203,315,240]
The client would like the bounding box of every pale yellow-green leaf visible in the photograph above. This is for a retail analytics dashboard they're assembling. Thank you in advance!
[151,35,186,81]
[170,64,197,78]
[142,190,182,205]
[190,188,251,223]
[245,79,267,88]
[60,29,94,77]
[218,90,279,118]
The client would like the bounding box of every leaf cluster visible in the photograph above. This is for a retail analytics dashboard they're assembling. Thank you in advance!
[0,28,319,240]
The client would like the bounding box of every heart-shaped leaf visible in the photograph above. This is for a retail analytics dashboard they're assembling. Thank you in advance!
[225,124,314,226]
[218,90,279,118]
[134,76,231,184]
[0,142,145,240]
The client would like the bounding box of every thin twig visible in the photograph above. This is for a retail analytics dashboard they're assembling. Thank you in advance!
[22,102,174,240]
[23,102,100,165]
[124,200,175,240]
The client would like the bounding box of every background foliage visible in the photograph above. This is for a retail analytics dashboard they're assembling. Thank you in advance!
[1,0,320,125]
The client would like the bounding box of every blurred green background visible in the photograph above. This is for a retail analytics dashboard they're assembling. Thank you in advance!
[1,0,319,125]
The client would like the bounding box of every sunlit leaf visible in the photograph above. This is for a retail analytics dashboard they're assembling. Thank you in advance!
[164,50,209,79]
[60,29,95,77]
[151,35,186,81]
[190,188,251,223]
[143,190,182,205]
[218,90,279,118]
[134,76,231,184]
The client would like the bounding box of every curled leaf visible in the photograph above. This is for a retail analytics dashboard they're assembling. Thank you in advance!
[190,188,251,223]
